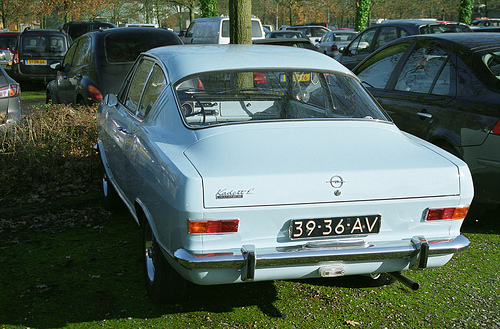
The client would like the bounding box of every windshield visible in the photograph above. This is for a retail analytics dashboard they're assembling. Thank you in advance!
[175,70,389,127]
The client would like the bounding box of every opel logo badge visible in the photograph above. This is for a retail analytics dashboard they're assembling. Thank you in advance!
[329,175,345,189]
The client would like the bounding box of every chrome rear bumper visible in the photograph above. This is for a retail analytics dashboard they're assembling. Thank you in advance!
[173,235,470,281]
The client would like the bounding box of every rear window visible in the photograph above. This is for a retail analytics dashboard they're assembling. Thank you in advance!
[104,31,181,63]
[419,24,471,34]
[175,70,389,127]
[20,34,67,55]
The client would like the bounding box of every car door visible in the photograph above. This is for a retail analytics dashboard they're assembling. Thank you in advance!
[367,42,456,139]
[54,39,78,103]
[55,36,92,103]
[105,57,156,202]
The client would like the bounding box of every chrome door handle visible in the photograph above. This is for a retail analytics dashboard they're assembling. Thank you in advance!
[417,112,432,119]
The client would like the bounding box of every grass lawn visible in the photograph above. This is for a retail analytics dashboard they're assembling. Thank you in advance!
[1,93,499,328]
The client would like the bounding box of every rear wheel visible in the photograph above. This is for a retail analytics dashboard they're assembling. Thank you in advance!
[143,220,186,303]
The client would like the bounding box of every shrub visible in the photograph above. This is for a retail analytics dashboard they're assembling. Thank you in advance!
[0,104,101,205]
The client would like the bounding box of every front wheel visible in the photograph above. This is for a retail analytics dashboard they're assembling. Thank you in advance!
[143,220,186,303]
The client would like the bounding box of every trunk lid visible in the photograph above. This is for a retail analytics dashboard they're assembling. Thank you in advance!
[183,121,460,208]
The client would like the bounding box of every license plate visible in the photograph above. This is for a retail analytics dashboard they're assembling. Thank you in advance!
[26,59,46,65]
[290,215,380,239]
[280,73,311,82]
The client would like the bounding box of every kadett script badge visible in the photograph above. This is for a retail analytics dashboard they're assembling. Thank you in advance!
[216,188,254,199]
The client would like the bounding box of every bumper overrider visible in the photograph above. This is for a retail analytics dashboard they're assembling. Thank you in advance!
[173,235,470,282]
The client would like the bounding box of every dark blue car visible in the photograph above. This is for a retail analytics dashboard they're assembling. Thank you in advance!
[46,27,182,105]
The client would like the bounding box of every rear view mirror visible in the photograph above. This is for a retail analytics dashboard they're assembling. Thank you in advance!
[104,94,118,107]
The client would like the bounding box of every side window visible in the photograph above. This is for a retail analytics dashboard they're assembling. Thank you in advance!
[71,36,92,66]
[123,58,154,114]
[137,64,167,119]
[431,59,452,95]
[63,40,78,66]
[374,26,398,50]
[356,43,408,89]
[395,45,449,93]
[400,28,411,38]
[348,29,377,55]
[185,22,196,38]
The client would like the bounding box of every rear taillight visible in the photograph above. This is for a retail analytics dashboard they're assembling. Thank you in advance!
[331,45,338,51]
[88,85,103,102]
[425,206,469,221]
[0,83,20,99]
[254,72,267,84]
[12,49,19,64]
[491,120,500,135]
[188,219,239,234]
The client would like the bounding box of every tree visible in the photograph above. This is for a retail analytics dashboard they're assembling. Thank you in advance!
[458,0,473,24]
[229,0,251,44]
[200,0,218,17]
[354,0,370,31]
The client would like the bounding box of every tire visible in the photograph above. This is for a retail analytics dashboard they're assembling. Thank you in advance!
[143,220,186,303]
[46,90,56,104]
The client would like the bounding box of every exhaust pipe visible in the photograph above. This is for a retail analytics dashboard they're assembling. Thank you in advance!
[389,272,419,290]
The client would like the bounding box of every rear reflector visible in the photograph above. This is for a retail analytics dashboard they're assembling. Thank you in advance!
[188,219,239,234]
[425,206,469,221]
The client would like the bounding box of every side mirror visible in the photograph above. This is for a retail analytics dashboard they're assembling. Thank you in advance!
[49,61,62,70]
[104,94,118,107]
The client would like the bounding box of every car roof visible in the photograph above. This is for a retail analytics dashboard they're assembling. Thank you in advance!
[147,44,351,84]
[380,19,464,25]
[84,27,179,38]
[398,32,500,50]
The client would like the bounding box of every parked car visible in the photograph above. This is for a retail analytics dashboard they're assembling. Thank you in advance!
[317,30,358,57]
[283,25,330,45]
[46,27,182,105]
[182,16,265,44]
[0,31,20,70]
[353,33,500,205]
[471,18,500,27]
[266,30,309,39]
[97,44,473,303]
[0,65,20,125]
[59,21,117,41]
[11,28,70,85]
[472,26,500,32]
[253,38,317,51]
[335,19,472,69]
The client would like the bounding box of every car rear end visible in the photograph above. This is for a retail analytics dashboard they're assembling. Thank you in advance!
[0,67,20,125]
[167,122,473,286]
[12,29,69,84]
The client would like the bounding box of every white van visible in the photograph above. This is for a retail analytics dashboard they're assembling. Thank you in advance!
[182,16,265,44]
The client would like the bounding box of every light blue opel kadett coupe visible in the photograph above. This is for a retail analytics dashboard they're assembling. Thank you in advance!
[96,44,474,303]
